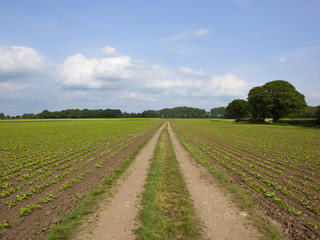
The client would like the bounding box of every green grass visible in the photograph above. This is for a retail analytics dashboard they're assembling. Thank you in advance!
[45,129,156,240]
[135,124,201,240]
[172,122,285,240]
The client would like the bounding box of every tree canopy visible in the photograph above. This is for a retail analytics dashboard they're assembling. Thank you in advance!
[13,106,208,119]
[159,106,207,118]
[226,99,249,121]
[247,80,307,123]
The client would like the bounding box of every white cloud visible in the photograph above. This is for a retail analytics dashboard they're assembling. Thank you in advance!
[195,29,208,37]
[100,46,117,57]
[278,56,286,63]
[0,82,28,91]
[55,49,250,113]
[56,54,101,89]
[118,91,156,102]
[146,79,194,89]
[94,56,132,79]
[0,45,51,79]
[179,67,205,77]
[56,54,134,89]
[208,73,247,96]
[56,50,248,102]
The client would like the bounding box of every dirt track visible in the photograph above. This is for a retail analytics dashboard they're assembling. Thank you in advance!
[168,122,262,239]
[74,122,263,239]
[74,124,164,240]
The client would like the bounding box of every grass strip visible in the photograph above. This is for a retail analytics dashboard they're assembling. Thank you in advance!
[45,131,156,240]
[135,124,201,240]
[173,127,285,240]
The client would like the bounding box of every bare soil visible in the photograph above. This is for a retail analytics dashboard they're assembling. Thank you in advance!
[0,130,155,240]
[2,120,297,239]
[73,122,268,240]
[73,124,164,240]
[167,122,263,240]
[193,132,320,239]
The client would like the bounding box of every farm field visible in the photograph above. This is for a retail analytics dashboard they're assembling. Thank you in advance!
[0,119,162,240]
[171,119,320,239]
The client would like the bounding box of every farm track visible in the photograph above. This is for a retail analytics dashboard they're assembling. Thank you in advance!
[167,122,263,239]
[4,119,318,239]
[73,124,165,240]
[73,122,263,239]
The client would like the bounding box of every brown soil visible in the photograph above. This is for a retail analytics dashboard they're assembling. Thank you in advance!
[72,124,164,240]
[181,131,320,239]
[167,122,263,239]
[72,122,268,240]
[0,129,156,240]
[4,120,304,239]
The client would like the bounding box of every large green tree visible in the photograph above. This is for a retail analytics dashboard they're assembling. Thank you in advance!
[248,80,306,123]
[226,99,249,121]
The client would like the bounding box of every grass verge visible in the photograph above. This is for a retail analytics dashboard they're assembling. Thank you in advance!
[135,124,201,240]
[174,128,285,240]
[45,131,156,240]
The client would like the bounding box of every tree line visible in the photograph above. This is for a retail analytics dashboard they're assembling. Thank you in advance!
[1,80,319,121]
[224,80,320,123]
[0,106,209,119]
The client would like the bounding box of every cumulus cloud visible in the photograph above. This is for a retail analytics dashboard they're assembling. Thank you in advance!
[56,49,249,110]
[94,56,132,79]
[208,73,246,96]
[56,54,101,89]
[56,54,134,89]
[0,45,51,80]
[99,46,117,57]
[195,29,208,37]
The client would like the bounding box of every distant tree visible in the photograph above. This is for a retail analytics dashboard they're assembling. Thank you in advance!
[0,112,5,119]
[38,110,50,119]
[159,106,206,118]
[22,113,35,119]
[142,110,160,118]
[210,107,226,118]
[122,112,130,118]
[247,80,306,123]
[129,112,138,118]
[303,106,317,118]
[81,108,92,118]
[316,105,320,121]
[226,99,249,122]
[57,110,68,118]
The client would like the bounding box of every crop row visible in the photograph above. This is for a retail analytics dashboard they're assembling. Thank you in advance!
[171,120,320,231]
[0,119,162,229]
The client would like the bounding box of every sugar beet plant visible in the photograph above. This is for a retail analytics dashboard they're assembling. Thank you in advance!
[0,119,162,229]
[171,119,320,233]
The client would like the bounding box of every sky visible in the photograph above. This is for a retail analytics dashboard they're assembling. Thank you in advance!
[0,0,320,116]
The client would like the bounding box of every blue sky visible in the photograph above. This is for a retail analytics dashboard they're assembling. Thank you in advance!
[1,0,319,115]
